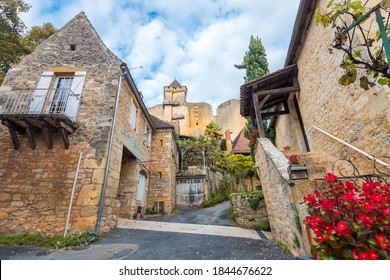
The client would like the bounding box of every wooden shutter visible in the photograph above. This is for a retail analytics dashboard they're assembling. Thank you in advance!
[65,71,86,120]
[29,72,53,113]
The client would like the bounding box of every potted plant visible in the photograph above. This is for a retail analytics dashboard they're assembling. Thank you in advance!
[287,154,308,180]
[304,173,390,260]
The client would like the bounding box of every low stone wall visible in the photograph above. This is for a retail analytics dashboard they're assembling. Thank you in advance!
[255,138,308,256]
[230,194,268,228]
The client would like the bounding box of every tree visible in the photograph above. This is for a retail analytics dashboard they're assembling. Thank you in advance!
[0,0,31,71]
[22,22,56,54]
[205,121,223,145]
[315,0,390,88]
[236,36,274,147]
[0,1,57,85]
[225,154,256,191]
[235,35,270,83]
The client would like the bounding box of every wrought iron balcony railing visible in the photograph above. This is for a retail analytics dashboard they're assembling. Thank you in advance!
[0,88,80,150]
[0,88,79,118]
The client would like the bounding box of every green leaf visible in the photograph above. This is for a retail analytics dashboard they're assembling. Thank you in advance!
[378,78,389,86]
[343,249,352,259]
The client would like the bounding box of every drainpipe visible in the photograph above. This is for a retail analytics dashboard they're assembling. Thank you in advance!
[96,69,125,234]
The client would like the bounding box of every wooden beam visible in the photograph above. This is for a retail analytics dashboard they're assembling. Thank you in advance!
[293,95,310,152]
[59,120,74,134]
[8,126,20,150]
[1,119,25,134]
[60,126,70,149]
[253,94,265,138]
[20,120,36,150]
[261,110,290,118]
[42,125,53,149]
[253,85,300,96]
[261,96,288,110]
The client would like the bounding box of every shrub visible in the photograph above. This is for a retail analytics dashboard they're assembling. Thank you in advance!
[0,229,98,249]
[304,173,390,260]
[252,220,270,231]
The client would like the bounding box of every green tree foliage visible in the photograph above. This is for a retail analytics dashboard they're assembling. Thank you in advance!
[23,22,56,54]
[0,1,56,85]
[225,154,256,191]
[225,154,255,177]
[0,0,31,71]
[205,121,223,144]
[315,0,390,88]
[178,122,226,169]
[235,35,270,83]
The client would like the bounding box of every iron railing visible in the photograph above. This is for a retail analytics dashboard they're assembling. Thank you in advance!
[0,88,79,116]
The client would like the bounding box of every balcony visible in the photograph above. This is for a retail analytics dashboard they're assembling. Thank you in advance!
[0,88,80,150]
[171,114,185,120]
[163,100,180,107]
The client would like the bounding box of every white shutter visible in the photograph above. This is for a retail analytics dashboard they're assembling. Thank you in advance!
[65,71,86,120]
[29,72,53,113]
[148,129,151,148]
[130,101,137,129]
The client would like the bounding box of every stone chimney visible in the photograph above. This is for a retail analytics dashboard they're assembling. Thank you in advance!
[225,129,232,153]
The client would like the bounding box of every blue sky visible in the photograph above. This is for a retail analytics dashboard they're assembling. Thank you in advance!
[20,0,301,112]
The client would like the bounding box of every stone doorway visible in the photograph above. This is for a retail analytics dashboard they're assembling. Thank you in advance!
[117,147,137,219]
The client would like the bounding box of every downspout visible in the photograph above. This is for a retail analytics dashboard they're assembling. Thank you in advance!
[96,69,125,234]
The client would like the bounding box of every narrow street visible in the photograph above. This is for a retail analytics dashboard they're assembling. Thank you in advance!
[0,202,294,260]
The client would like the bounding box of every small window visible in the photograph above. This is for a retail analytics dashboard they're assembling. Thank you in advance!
[160,140,163,146]
[158,172,162,178]
[69,44,76,51]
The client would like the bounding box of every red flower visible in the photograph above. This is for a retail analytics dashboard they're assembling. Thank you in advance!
[363,182,374,193]
[384,208,390,216]
[371,193,382,202]
[311,215,321,223]
[352,249,359,260]
[319,199,335,210]
[325,172,338,183]
[288,154,299,165]
[305,216,312,225]
[368,250,379,260]
[304,194,316,204]
[375,234,388,250]
[335,221,348,236]
[358,252,369,260]
[345,181,355,190]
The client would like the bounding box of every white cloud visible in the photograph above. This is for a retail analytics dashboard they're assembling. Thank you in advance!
[20,0,301,113]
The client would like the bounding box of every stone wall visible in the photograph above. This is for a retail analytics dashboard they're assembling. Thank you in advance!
[217,99,247,141]
[230,194,268,228]
[255,138,308,256]
[0,12,153,235]
[275,0,390,173]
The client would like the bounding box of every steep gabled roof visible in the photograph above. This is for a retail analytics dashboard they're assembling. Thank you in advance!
[150,115,175,130]
[232,128,251,155]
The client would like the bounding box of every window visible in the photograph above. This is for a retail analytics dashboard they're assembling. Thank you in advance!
[29,71,86,120]
[130,101,137,129]
[49,77,74,113]
[160,140,163,146]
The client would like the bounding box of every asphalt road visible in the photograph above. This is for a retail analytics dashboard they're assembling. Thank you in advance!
[0,202,294,260]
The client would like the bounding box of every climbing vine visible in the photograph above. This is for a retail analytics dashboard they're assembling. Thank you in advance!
[315,0,390,88]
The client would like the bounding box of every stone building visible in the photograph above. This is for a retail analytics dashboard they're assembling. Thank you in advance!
[240,0,389,255]
[148,81,246,140]
[147,116,178,214]
[0,12,177,235]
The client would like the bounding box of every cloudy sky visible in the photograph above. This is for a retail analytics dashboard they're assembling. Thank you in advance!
[20,0,300,113]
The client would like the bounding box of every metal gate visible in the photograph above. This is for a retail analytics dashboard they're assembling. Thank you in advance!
[176,177,205,207]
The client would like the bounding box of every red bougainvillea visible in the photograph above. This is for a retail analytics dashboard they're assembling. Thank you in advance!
[304,173,390,260]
